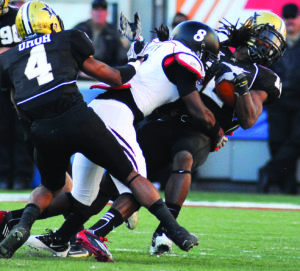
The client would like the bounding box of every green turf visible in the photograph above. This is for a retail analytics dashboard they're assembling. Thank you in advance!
[0,192,299,271]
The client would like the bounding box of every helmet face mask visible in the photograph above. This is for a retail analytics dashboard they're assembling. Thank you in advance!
[16,0,64,40]
[0,0,9,16]
[245,11,287,66]
[171,21,220,71]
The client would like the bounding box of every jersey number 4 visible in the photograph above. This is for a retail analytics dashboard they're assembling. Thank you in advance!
[25,44,54,86]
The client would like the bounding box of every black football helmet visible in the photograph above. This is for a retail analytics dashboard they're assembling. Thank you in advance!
[171,21,220,69]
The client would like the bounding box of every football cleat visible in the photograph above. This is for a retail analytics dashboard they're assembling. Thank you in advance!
[67,243,93,258]
[168,226,199,252]
[0,224,30,259]
[26,229,70,257]
[124,211,139,230]
[150,232,173,255]
[0,211,12,242]
[76,230,113,262]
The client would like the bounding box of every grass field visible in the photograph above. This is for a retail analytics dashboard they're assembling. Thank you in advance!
[0,191,299,271]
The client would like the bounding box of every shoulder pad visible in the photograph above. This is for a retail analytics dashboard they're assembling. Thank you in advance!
[174,53,205,80]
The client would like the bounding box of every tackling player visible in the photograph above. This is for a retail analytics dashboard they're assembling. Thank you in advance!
[0,0,198,259]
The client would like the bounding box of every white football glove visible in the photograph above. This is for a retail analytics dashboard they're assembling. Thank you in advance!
[127,37,148,62]
[119,12,142,41]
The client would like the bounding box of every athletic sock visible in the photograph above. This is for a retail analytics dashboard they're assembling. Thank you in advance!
[148,199,181,236]
[166,202,181,219]
[56,212,87,243]
[18,204,41,229]
[154,202,181,235]
[89,208,124,237]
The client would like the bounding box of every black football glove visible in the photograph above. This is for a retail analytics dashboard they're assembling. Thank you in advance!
[233,73,249,96]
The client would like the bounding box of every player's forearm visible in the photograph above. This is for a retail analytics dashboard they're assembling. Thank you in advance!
[235,91,263,129]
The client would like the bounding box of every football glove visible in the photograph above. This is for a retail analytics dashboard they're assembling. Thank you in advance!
[208,121,228,152]
[127,37,147,62]
[211,128,228,152]
[119,12,142,41]
[233,73,249,96]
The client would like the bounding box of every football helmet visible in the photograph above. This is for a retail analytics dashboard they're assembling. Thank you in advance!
[16,0,64,40]
[0,0,9,16]
[244,11,286,66]
[171,21,220,69]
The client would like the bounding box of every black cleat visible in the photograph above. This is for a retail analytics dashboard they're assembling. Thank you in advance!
[68,243,93,258]
[168,226,199,252]
[0,225,30,259]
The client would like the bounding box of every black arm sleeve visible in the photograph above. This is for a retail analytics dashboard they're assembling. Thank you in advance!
[115,64,136,84]
[164,63,198,97]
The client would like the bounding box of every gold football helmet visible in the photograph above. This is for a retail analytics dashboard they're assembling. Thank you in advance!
[0,0,9,16]
[244,10,287,66]
[16,0,64,40]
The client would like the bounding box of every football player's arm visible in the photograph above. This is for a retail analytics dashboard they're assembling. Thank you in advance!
[174,67,227,151]
[235,89,267,129]
[82,56,142,87]
[181,90,216,130]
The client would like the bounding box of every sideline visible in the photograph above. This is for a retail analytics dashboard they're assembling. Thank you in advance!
[1,193,300,211]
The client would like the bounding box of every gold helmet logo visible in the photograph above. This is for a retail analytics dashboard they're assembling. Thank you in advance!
[16,0,64,40]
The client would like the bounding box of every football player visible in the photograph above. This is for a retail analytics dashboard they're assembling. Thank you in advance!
[70,10,286,257]
[143,10,287,255]
[0,0,198,259]
[7,20,222,261]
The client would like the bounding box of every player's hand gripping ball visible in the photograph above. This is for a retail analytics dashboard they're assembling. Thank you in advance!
[215,80,236,108]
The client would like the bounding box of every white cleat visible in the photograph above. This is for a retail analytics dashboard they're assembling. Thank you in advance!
[149,232,173,255]
[26,231,70,257]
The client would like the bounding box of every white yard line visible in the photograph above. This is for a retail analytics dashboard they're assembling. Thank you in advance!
[1,193,300,211]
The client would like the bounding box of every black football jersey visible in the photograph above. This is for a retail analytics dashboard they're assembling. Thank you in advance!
[0,30,94,118]
[0,6,21,48]
[199,47,282,133]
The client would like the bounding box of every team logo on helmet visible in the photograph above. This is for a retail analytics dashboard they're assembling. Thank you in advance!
[16,0,64,40]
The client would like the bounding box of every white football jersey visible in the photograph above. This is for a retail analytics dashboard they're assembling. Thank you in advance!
[129,38,205,117]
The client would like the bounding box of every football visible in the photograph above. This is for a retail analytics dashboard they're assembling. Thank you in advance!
[215,80,236,108]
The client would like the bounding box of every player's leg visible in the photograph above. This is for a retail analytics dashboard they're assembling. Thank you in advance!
[150,131,211,255]
[0,145,70,258]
